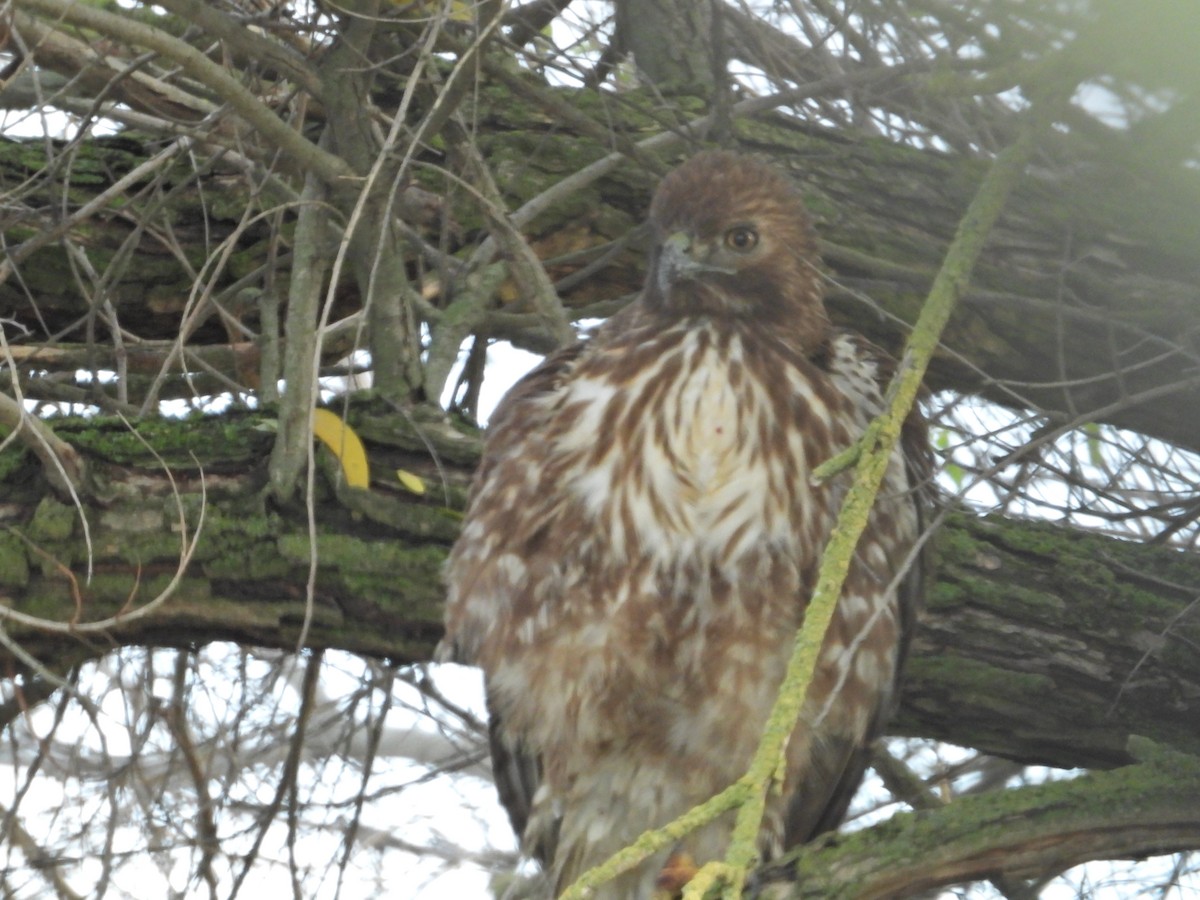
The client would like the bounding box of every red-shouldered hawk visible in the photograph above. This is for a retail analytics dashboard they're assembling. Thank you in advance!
[440,151,929,897]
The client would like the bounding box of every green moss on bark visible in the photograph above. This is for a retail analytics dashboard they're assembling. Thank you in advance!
[0,532,30,588]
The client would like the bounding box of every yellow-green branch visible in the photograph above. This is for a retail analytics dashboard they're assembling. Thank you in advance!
[710,115,1049,900]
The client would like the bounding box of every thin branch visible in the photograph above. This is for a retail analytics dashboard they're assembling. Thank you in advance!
[227,651,324,900]
[153,0,324,100]
[164,652,219,899]
[3,8,217,122]
[0,796,86,900]
[0,137,189,292]
[267,174,333,503]
[501,59,946,239]
[12,0,352,185]
[0,390,84,493]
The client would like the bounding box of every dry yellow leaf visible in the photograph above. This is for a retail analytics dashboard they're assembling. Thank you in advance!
[312,408,370,489]
[396,469,427,496]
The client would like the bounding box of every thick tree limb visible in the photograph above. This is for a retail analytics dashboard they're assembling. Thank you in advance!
[766,747,1200,898]
[3,102,1198,452]
[0,411,1196,773]
[899,511,1200,769]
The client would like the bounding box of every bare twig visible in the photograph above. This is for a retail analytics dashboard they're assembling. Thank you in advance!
[12,0,352,184]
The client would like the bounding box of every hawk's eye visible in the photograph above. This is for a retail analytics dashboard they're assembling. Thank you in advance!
[724,226,759,252]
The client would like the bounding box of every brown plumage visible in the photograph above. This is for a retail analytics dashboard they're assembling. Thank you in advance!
[440,151,929,897]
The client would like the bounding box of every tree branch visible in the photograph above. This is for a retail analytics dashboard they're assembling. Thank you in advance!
[153,0,325,101]
[0,410,1195,767]
[12,0,352,184]
[770,748,1200,898]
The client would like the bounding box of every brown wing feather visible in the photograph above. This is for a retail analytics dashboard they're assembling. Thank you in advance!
[439,339,588,863]
[783,329,932,846]
[486,688,549,861]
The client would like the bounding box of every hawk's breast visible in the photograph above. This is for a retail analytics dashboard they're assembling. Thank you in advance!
[556,324,818,573]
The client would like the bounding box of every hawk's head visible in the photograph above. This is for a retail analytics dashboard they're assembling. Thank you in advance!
[644,151,829,348]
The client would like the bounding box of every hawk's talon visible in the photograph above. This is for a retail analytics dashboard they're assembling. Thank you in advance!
[654,850,699,896]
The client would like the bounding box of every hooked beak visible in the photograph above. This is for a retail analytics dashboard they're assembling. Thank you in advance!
[656,231,734,296]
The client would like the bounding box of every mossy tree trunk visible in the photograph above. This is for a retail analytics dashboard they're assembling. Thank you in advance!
[1,408,1197,774]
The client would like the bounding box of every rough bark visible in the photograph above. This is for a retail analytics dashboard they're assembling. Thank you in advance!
[614,0,719,94]
[902,512,1200,769]
[1,409,1197,774]
[768,748,1200,899]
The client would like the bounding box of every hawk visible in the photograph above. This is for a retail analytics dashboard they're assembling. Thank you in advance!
[440,151,929,897]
